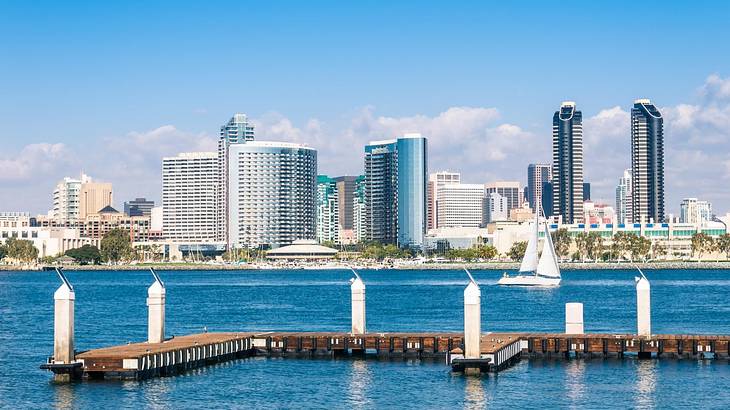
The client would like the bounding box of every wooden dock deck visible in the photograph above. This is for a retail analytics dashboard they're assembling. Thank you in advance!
[43,331,730,381]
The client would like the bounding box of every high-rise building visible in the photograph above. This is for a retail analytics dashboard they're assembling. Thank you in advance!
[162,152,219,243]
[583,183,591,201]
[680,198,712,225]
[316,176,339,244]
[435,183,485,228]
[615,169,632,224]
[396,134,428,249]
[227,141,317,249]
[52,174,88,223]
[124,197,155,217]
[335,175,359,244]
[527,164,551,212]
[353,176,366,243]
[484,181,522,214]
[363,134,428,249]
[542,182,553,218]
[427,171,461,230]
[552,101,584,224]
[364,140,398,245]
[631,99,665,223]
[483,192,508,224]
[218,113,255,243]
[79,179,113,220]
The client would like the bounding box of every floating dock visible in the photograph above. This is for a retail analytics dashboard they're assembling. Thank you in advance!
[41,331,730,381]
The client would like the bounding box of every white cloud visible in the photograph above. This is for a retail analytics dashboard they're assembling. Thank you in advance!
[0,143,72,181]
[701,74,730,100]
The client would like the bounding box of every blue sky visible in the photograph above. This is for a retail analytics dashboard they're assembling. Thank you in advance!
[2,1,730,215]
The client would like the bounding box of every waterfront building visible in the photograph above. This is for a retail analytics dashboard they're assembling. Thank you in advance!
[218,113,255,243]
[81,206,152,242]
[427,171,461,230]
[335,176,359,244]
[485,181,522,219]
[363,134,428,249]
[227,141,317,249]
[509,202,534,223]
[79,178,113,220]
[631,99,665,223]
[1,212,98,258]
[526,164,551,211]
[483,192,508,224]
[150,206,163,239]
[424,227,493,253]
[552,101,584,224]
[435,183,485,228]
[316,176,339,244]
[353,176,366,243]
[680,198,712,225]
[162,152,219,243]
[583,201,615,225]
[52,175,86,223]
[615,169,632,224]
[124,197,155,217]
[396,134,428,249]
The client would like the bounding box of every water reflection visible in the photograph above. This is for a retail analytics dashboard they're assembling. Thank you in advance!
[564,360,586,408]
[347,359,372,408]
[53,383,75,410]
[634,360,658,409]
[464,377,486,409]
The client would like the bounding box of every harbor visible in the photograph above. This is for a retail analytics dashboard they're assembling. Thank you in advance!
[40,268,730,382]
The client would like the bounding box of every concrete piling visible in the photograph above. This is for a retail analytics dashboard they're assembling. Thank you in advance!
[635,274,651,337]
[147,269,166,344]
[565,303,584,334]
[463,276,481,360]
[350,270,366,334]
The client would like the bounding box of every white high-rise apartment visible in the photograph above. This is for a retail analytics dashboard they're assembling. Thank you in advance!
[218,113,255,242]
[427,171,460,230]
[484,192,509,224]
[227,141,317,249]
[680,198,712,226]
[52,175,84,222]
[162,152,219,243]
[485,181,522,213]
[615,169,632,225]
[435,183,485,228]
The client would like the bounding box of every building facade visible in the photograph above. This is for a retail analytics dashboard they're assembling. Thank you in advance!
[552,101,584,223]
[435,183,485,228]
[631,99,665,223]
[364,140,398,245]
[316,175,339,244]
[615,169,632,224]
[79,179,113,219]
[485,181,522,215]
[218,113,255,243]
[227,141,317,249]
[680,198,712,225]
[396,134,428,249]
[427,171,461,230]
[52,175,84,223]
[124,197,155,217]
[162,152,219,243]
[353,176,366,243]
[483,192,509,224]
[526,164,551,212]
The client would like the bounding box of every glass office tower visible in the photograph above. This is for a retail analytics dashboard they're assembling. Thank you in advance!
[396,134,427,250]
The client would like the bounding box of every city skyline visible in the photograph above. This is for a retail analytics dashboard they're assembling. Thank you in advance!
[2,3,730,215]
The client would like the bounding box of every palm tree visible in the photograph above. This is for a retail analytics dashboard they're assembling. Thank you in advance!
[717,234,730,260]
[551,228,572,260]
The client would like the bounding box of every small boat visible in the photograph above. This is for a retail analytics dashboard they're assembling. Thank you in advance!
[498,201,561,287]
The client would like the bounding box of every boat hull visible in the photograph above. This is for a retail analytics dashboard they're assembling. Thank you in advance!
[497,275,561,287]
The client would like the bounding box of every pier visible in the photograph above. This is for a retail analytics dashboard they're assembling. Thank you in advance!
[40,268,730,381]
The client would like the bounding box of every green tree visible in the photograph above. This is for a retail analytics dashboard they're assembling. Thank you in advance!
[4,237,38,262]
[66,244,102,265]
[574,232,589,261]
[630,235,651,261]
[100,228,132,263]
[0,243,6,261]
[651,242,667,260]
[508,241,527,261]
[586,232,604,261]
[551,228,572,259]
[611,232,634,261]
[691,232,714,261]
[717,234,730,260]
[475,244,498,260]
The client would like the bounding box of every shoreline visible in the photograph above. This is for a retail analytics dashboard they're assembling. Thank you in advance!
[1,261,729,272]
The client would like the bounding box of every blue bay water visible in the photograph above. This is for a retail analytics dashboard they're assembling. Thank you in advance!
[1,268,730,409]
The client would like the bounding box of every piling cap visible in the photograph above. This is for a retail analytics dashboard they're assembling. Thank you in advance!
[635,276,650,290]
[350,277,365,291]
[464,280,481,303]
[54,282,75,300]
[148,280,166,297]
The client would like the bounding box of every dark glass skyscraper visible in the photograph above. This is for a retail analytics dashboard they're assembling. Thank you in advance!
[552,101,584,224]
[631,99,665,223]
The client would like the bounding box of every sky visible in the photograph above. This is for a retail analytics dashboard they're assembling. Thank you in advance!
[1,1,730,216]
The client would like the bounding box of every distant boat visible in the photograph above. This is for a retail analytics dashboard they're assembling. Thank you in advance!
[497,201,561,287]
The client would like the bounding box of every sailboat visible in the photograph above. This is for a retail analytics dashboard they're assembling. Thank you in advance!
[497,200,561,287]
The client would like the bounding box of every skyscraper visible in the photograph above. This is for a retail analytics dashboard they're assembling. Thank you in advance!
[162,152,219,243]
[552,101,584,224]
[526,164,551,212]
[427,171,461,230]
[227,141,317,249]
[316,175,360,244]
[124,197,154,217]
[484,181,522,213]
[396,134,427,249]
[680,198,712,225]
[631,99,665,223]
[353,176,366,243]
[364,140,398,244]
[435,183,485,228]
[483,192,508,224]
[52,174,89,223]
[218,113,255,243]
[79,179,113,219]
[363,134,428,249]
[615,169,632,225]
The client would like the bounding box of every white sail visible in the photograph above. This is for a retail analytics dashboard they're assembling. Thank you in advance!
[519,211,539,273]
[536,221,561,279]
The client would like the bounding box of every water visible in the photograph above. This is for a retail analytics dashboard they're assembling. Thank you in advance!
[2,268,730,409]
